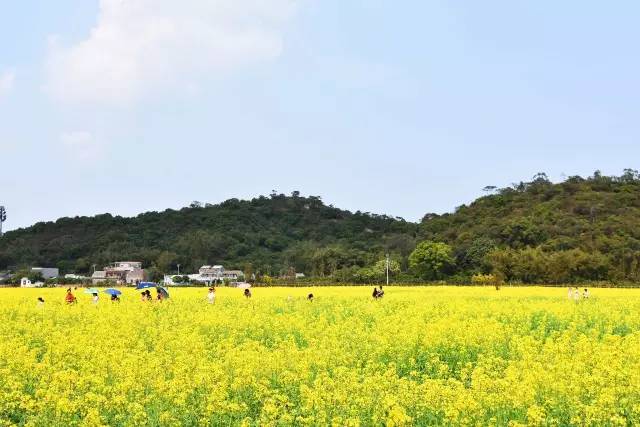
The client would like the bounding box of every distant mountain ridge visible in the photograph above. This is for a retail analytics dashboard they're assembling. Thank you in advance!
[3,170,640,284]
[0,193,418,278]
[418,170,640,282]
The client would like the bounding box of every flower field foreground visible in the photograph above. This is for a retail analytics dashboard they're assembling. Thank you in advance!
[1,286,640,426]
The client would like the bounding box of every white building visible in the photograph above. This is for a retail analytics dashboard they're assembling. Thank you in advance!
[163,275,190,286]
[92,261,144,285]
[224,270,243,280]
[31,267,59,280]
[65,274,88,280]
[20,278,43,288]
[164,265,243,285]
[198,265,224,282]
[91,271,107,283]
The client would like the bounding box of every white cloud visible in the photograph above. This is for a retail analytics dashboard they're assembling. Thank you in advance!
[0,70,15,98]
[46,0,297,105]
[61,131,103,162]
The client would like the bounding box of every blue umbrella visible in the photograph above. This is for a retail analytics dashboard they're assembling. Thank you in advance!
[136,282,157,290]
[104,288,122,296]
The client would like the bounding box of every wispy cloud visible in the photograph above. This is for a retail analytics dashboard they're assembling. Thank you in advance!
[45,0,297,106]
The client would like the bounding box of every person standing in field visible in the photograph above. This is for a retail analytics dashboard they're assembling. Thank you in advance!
[372,287,380,299]
[573,287,581,303]
[244,288,252,298]
[207,287,216,304]
[307,293,314,302]
[65,288,77,304]
[583,288,590,299]
[92,293,99,305]
[568,287,572,300]
[111,294,120,303]
[37,297,45,307]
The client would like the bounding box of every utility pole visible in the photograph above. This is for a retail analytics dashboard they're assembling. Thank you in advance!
[386,253,390,286]
[177,264,181,275]
[0,206,6,237]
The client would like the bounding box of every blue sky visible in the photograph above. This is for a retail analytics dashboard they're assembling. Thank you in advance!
[1,1,639,231]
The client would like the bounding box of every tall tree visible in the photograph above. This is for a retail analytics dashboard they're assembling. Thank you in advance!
[409,241,454,280]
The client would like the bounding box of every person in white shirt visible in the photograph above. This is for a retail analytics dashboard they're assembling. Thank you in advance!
[207,287,216,304]
[92,293,99,305]
[583,288,590,299]
[573,287,580,303]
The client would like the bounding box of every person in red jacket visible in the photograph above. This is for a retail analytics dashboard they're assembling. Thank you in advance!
[65,288,77,304]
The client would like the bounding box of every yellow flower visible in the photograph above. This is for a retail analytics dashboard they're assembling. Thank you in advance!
[0,286,639,425]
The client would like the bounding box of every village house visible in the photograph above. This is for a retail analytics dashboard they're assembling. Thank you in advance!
[224,270,244,280]
[164,265,244,285]
[198,265,224,282]
[20,277,44,288]
[92,261,144,285]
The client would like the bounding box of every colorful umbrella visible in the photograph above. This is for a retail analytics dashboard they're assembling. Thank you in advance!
[104,288,122,296]
[135,282,157,290]
[156,287,170,299]
[84,288,99,294]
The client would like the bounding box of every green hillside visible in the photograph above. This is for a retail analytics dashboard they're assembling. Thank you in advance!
[420,170,640,283]
[3,170,640,284]
[0,193,417,281]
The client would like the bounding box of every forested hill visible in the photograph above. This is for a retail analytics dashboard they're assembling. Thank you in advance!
[419,170,640,283]
[3,171,640,284]
[0,194,418,278]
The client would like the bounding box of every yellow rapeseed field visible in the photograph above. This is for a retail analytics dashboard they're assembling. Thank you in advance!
[1,286,639,426]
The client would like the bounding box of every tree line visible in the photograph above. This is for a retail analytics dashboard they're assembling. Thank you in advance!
[0,193,417,283]
[415,170,640,284]
[3,170,640,285]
